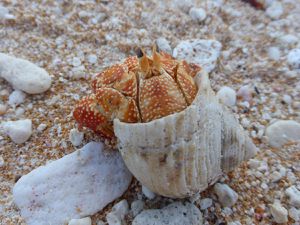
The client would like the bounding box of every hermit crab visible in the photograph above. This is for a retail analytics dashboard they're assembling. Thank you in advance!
[74,47,256,198]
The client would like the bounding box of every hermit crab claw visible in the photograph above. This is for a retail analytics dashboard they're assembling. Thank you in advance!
[114,70,257,198]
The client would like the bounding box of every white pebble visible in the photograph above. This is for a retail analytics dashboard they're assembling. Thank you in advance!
[69,128,84,147]
[0,155,4,167]
[241,118,251,128]
[265,120,300,148]
[96,221,106,225]
[222,207,233,216]
[107,200,129,225]
[237,85,252,103]
[0,53,52,94]
[173,0,193,13]
[270,202,288,223]
[142,185,156,200]
[287,48,300,69]
[278,34,298,47]
[72,57,82,67]
[189,7,206,22]
[8,90,26,107]
[248,159,262,169]
[132,202,203,225]
[37,123,47,132]
[0,5,9,18]
[200,198,213,210]
[228,221,242,225]
[15,107,25,117]
[131,200,144,217]
[87,54,97,64]
[217,86,237,107]
[13,142,132,225]
[173,39,222,73]
[213,183,238,207]
[1,119,32,144]
[270,171,283,182]
[69,217,92,225]
[268,47,281,60]
[0,104,7,115]
[156,37,172,54]
[289,207,300,222]
[282,94,292,105]
[0,5,13,19]
[266,2,283,20]
[285,186,300,207]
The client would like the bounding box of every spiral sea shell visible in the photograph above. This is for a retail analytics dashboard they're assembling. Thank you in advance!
[114,71,257,198]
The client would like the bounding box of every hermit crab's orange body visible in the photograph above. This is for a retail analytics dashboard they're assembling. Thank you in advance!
[73,47,201,140]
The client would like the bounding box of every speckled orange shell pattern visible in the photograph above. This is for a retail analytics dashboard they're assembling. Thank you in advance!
[73,50,201,140]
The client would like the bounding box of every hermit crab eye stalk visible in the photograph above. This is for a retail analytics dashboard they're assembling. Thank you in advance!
[136,48,144,58]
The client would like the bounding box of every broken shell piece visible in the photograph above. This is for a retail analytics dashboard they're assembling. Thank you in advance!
[114,71,257,198]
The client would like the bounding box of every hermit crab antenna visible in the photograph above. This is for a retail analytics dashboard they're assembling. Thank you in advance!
[136,48,150,75]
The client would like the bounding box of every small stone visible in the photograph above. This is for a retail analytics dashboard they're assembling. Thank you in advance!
[112,200,129,220]
[0,104,7,115]
[248,159,262,169]
[8,90,26,107]
[107,200,129,225]
[189,7,206,22]
[69,128,84,147]
[173,0,193,13]
[268,47,281,61]
[200,198,213,210]
[261,183,268,190]
[241,118,251,128]
[227,221,242,225]
[15,107,25,117]
[96,221,106,225]
[0,5,13,19]
[217,86,237,107]
[173,39,222,73]
[285,186,300,207]
[1,119,32,144]
[87,54,97,64]
[68,217,92,225]
[282,95,292,105]
[222,207,233,216]
[287,48,300,70]
[0,5,9,18]
[266,2,283,20]
[37,123,47,132]
[132,202,203,225]
[270,171,283,182]
[0,53,52,94]
[106,212,121,225]
[142,185,156,200]
[213,183,238,207]
[72,57,81,67]
[131,200,144,217]
[156,37,172,54]
[265,120,300,148]
[237,85,253,103]
[13,142,132,225]
[278,34,298,47]
[270,202,288,223]
[0,155,4,167]
[289,207,300,222]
